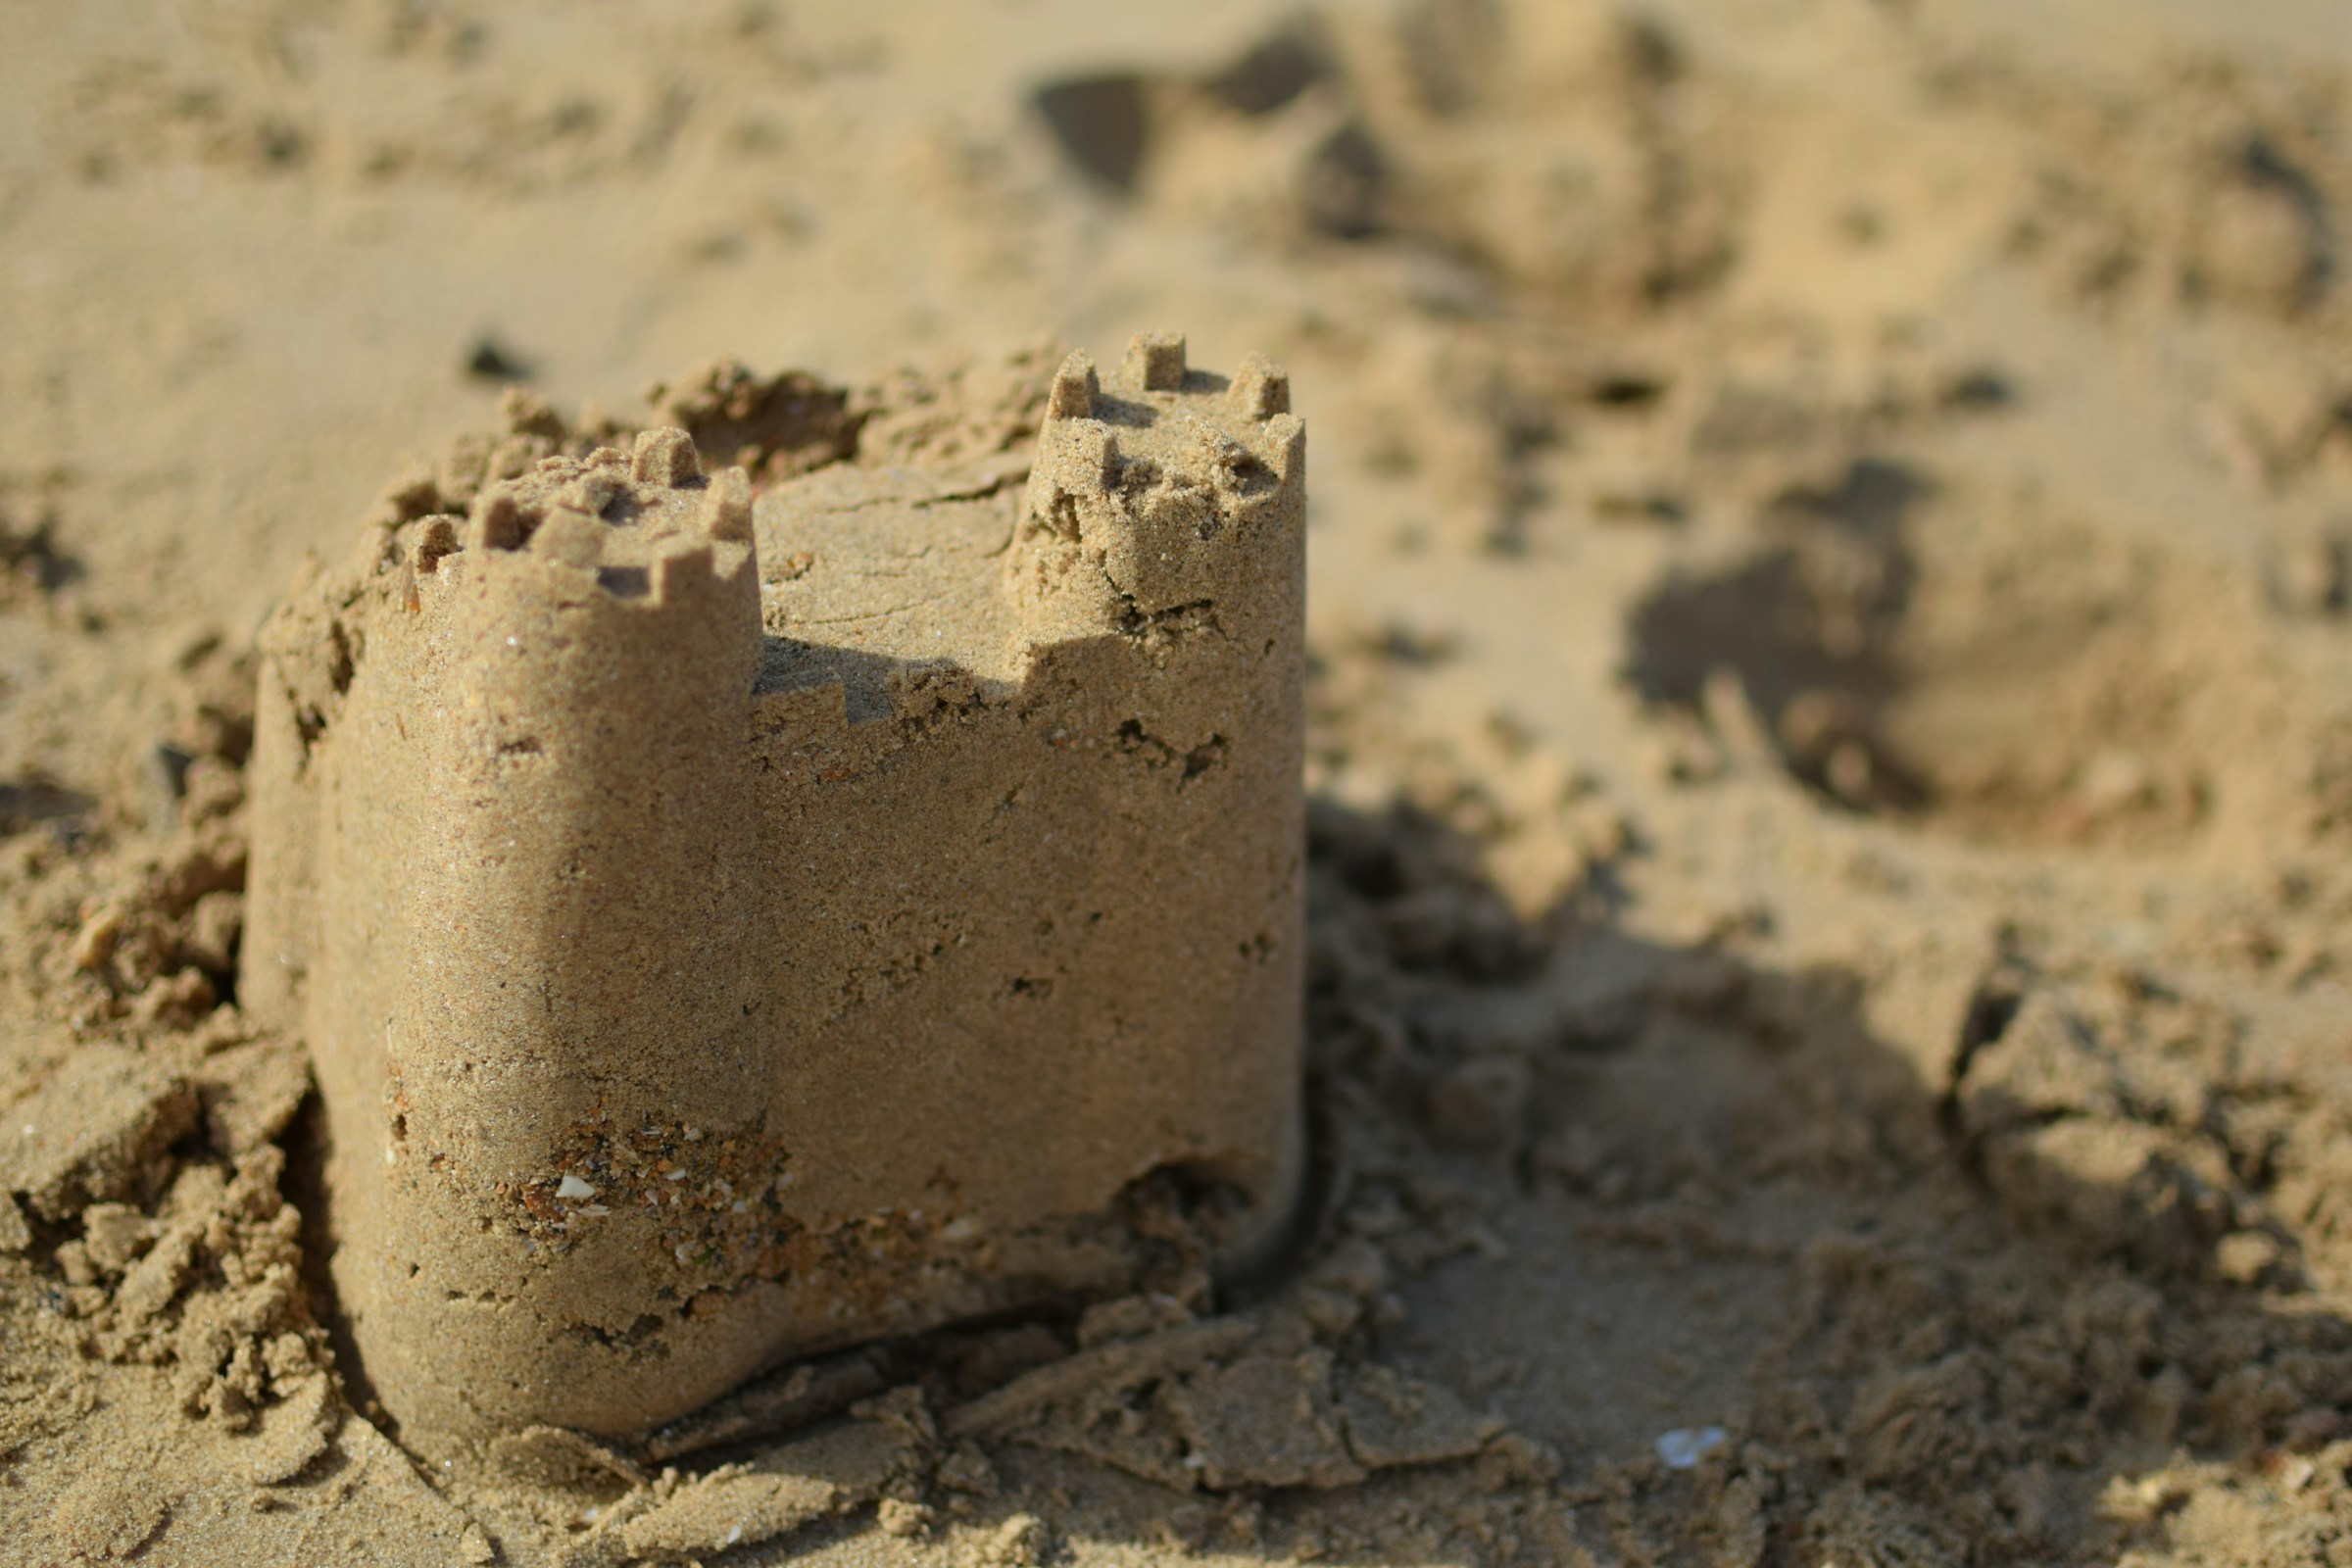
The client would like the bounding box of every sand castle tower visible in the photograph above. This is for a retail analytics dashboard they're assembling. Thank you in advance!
[243,336,1306,1451]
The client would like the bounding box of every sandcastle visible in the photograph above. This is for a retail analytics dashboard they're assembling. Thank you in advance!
[242,335,1306,1452]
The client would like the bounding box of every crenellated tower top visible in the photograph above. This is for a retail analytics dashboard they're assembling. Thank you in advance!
[408,428,758,615]
[1018,332,1304,628]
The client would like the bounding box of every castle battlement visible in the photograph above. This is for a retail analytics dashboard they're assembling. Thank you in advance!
[407,429,759,610]
[1016,340,1304,632]
[243,337,1307,1455]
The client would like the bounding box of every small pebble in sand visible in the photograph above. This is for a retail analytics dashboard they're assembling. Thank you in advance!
[1654,1426,1728,1469]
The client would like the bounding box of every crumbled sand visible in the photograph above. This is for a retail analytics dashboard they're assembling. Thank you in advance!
[6,0,2352,1564]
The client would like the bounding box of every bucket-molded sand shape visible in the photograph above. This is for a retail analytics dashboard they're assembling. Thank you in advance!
[243,336,1306,1451]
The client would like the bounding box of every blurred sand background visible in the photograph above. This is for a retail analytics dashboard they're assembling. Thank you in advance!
[8,0,2352,1563]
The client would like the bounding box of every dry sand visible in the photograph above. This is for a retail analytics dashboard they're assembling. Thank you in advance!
[5,0,2352,1563]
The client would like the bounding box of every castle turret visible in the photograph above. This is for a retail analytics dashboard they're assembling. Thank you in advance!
[1015,333,1306,653]
[254,435,787,1440]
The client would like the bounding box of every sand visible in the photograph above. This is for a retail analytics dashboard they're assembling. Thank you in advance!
[4,0,2352,1563]
[244,339,1307,1453]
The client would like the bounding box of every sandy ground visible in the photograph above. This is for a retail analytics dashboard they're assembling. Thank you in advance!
[7,0,2352,1563]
